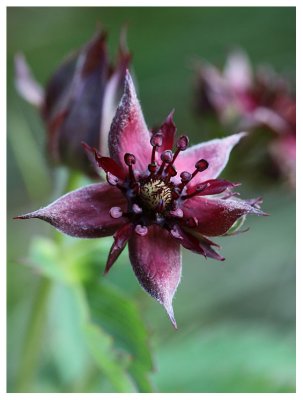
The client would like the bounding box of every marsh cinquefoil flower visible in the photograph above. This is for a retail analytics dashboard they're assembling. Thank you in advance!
[15,30,131,176]
[195,50,296,186]
[16,72,265,327]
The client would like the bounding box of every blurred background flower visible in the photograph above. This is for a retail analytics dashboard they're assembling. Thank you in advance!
[15,29,131,176]
[194,49,296,187]
[7,7,295,393]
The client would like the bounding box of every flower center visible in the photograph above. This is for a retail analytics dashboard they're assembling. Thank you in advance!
[105,130,210,236]
[140,178,173,211]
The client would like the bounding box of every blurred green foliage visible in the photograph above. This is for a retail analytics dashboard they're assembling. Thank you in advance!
[7,7,295,393]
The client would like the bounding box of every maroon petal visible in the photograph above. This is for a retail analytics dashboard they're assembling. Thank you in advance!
[158,110,176,153]
[186,179,240,197]
[108,71,151,172]
[182,196,265,237]
[105,223,134,274]
[82,143,126,180]
[14,53,44,108]
[128,225,181,328]
[171,225,224,261]
[15,183,127,238]
[174,132,246,186]
[43,52,78,120]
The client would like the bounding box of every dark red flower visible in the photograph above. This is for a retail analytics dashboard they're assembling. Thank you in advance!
[15,29,131,176]
[16,72,265,327]
[195,50,296,186]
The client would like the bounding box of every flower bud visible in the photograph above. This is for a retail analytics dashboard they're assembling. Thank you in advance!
[15,29,131,176]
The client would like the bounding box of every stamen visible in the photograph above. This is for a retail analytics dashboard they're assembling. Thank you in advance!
[161,150,173,163]
[157,150,173,177]
[135,224,148,236]
[124,153,136,183]
[148,163,157,174]
[150,133,163,164]
[171,135,189,164]
[180,171,192,182]
[164,164,177,183]
[178,170,192,191]
[109,207,123,219]
[172,187,181,199]
[190,159,209,180]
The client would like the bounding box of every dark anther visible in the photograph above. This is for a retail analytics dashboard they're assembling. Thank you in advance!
[195,159,209,172]
[124,153,136,166]
[180,171,192,183]
[150,133,163,147]
[172,135,189,164]
[176,135,189,151]
[161,150,173,163]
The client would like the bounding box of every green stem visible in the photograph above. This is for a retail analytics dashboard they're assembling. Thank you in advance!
[16,276,52,392]
[16,171,81,391]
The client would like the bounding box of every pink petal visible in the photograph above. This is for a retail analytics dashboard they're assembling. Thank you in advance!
[108,71,151,172]
[174,132,246,186]
[252,107,290,135]
[15,183,127,238]
[197,63,231,116]
[14,53,44,108]
[104,223,134,274]
[100,31,131,156]
[182,196,265,237]
[224,50,253,92]
[128,225,181,328]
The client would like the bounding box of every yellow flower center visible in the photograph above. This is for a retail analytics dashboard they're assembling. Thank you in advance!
[140,179,172,210]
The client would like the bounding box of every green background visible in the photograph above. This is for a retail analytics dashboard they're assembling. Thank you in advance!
[7,7,295,393]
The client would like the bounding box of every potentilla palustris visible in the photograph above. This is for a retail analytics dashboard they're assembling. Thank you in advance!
[16,71,266,327]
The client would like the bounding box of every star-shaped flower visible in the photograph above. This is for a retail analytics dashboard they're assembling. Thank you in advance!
[16,72,265,327]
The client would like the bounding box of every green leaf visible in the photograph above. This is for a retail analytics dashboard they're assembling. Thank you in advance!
[49,283,136,392]
[153,323,295,392]
[86,281,154,392]
[83,323,135,392]
[26,236,115,284]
